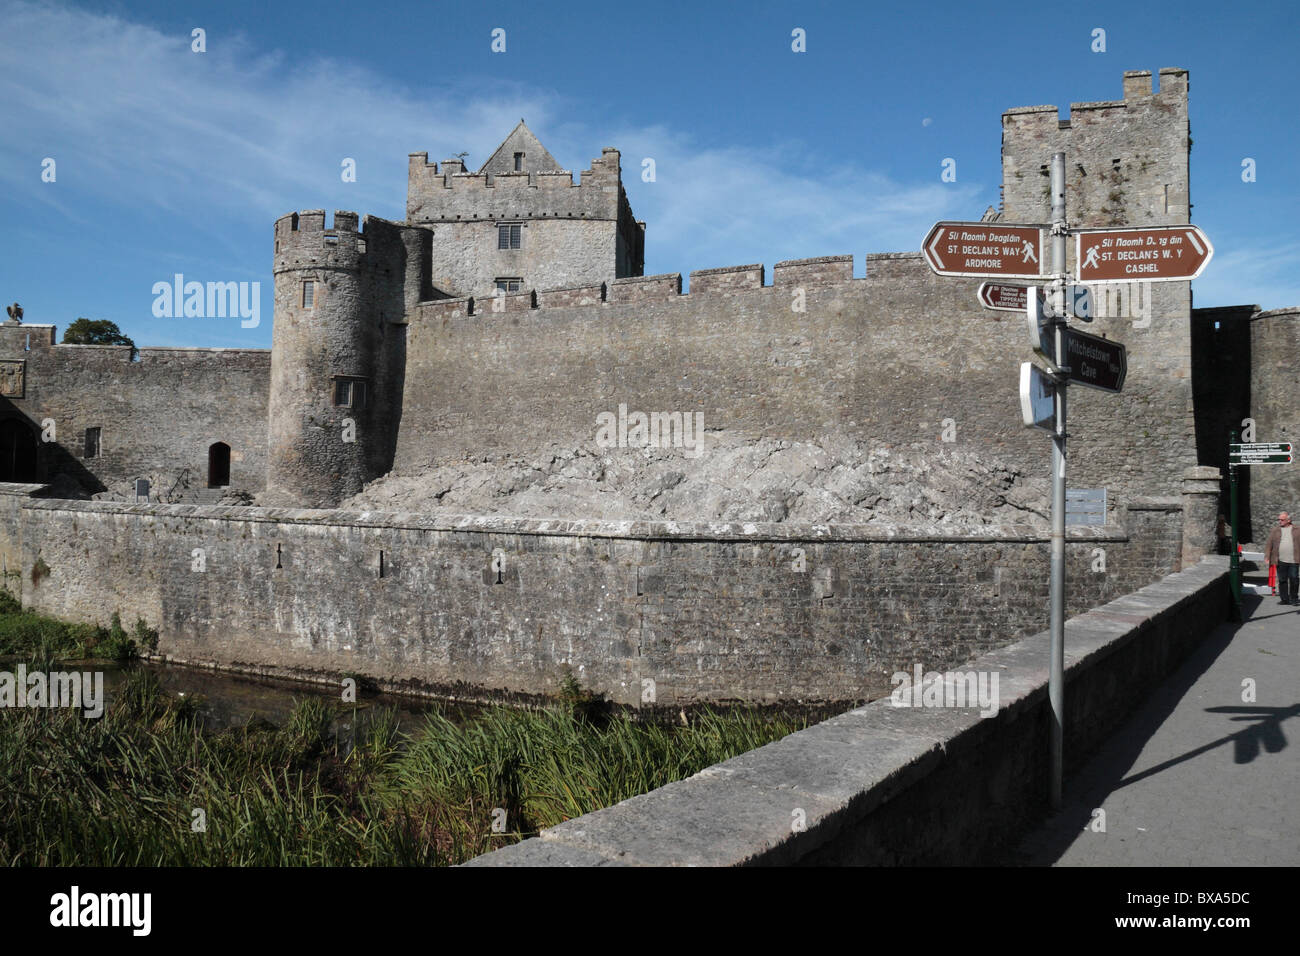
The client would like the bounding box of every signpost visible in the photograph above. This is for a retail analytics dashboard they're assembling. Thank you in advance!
[1019,362,1055,431]
[979,282,1030,312]
[1063,327,1126,393]
[1229,442,1292,465]
[1025,288,1056,366]
[926,155,1213,811]
[981,281,1091,320]
[1076,225,1214,283]
[923,221,1046,278]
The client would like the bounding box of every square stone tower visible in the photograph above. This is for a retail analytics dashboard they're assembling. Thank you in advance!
[406,121,645,299]
[1000,68,1199,498]
[1001,68,1190,229]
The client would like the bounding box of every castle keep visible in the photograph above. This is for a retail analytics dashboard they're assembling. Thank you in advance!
[0,69,1296,707]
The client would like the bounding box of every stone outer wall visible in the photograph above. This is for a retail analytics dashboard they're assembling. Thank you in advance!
[1190,306,1254,535]
[469,556,1230,866]
[396,252,1198,503]
[0,484,41,597]
[14,493,1182,708]
[0,325,270,496]
[1247,308,1300,542]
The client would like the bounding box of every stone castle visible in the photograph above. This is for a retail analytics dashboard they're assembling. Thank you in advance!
[0,67,1296,707]
[3,67,1292,538]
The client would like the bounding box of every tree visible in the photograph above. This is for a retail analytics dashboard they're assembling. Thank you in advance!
[62,319,137,358]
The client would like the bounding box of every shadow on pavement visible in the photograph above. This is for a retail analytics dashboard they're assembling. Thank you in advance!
[989,592,1285,865]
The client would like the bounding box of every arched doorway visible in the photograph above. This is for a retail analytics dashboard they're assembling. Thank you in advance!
[207,442,231,488]
[0,418,38,482]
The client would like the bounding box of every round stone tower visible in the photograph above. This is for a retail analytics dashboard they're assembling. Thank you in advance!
[268,209,387,506]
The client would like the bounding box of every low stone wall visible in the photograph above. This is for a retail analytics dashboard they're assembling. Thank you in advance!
[468,556,1230,865]
[11,490,1184,707]
[0,483,44,598]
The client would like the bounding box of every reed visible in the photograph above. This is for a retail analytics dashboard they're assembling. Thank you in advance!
[0,666,804,866]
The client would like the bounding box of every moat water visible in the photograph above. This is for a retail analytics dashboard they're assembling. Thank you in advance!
[100,661,481,737]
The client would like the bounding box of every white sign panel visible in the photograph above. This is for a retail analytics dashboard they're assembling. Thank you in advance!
[1020,362,1055,432]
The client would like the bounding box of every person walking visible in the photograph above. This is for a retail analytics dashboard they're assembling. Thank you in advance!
[1264,512,1300,605]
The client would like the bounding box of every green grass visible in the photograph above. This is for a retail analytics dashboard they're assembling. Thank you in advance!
[0,591,157,663]
[0,666,806,866]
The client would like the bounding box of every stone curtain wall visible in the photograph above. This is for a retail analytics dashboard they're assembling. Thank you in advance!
[397,252,1197,502]
[470,557,1230,867]
[1191,306,1255,535]
[0,484,41,597]
[16,495,1183,707]
[0,325,271,496]
[1247,308,1300,542]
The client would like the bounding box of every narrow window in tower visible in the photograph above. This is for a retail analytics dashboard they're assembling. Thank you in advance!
[495,278,523,294]
[302,280,315,309]
[333,377,368,409]
[498,223,521,249]
[514,152,524,171]
[84,427,101,459]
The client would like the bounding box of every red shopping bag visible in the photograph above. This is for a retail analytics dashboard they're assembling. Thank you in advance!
[1269,564,1277,594]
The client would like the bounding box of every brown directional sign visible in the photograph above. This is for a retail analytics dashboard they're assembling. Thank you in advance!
[1063,327,1126,393]
[978,282,1030,312]
[1075,225,1213,282]
[923,221,1046,279]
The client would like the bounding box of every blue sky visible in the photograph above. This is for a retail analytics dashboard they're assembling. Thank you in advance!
[1,0,1297,348]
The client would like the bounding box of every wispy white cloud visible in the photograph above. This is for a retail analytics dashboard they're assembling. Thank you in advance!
[1193,237,1300,311]
[0,0,559,235]
[612,125,986,277]
[0,0,987,290]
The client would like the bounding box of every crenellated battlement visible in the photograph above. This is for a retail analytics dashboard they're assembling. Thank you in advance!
[407,148,622,223]
[413,252,934,320]
[272,210,430,279]
[1002,67,1189,131]
[273,209,365,241]
[1001,68,1190,228]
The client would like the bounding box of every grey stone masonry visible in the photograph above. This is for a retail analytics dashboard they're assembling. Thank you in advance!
[467,556,1230,866]
[11,490,1184,709]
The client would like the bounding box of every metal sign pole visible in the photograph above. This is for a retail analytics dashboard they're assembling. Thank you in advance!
[1049,151,1068,811]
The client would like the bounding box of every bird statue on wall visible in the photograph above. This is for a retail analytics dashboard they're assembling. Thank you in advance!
[5,303,21,323]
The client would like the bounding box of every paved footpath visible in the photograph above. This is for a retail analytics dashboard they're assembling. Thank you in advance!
[1003,587,1299,866]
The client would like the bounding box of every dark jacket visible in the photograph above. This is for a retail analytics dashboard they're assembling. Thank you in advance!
[1264,524,1300,566]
